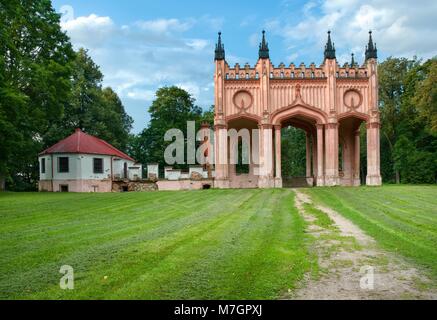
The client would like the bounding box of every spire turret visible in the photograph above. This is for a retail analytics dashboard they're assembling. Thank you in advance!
[214,32,225,61]
[365,31,377,60]
[324,31,336,60]
[258,30,270,59]
[351,53,356,67]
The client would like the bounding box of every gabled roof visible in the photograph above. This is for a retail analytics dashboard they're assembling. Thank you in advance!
[40,128,135,161]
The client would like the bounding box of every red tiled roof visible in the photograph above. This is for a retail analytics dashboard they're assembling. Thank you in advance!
[40,128,135,161]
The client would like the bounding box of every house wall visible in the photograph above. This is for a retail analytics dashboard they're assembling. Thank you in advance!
[39,154,112,180]
[38,153,141,192]
[39,155,53,180]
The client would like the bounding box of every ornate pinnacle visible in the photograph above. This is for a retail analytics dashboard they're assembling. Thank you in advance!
[324,31,336,60]
[365,30,377,60]
[214,32,225,61]
[259,30,270,59]
[351,53,356,67]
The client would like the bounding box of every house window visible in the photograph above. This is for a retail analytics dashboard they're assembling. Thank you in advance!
[58,157,69,173]
[41,158,46,174]
[255,72,259,79]
[93,158,104,174]
[291,72,295,78]
[245,73,249,79]
[60,185,69,192]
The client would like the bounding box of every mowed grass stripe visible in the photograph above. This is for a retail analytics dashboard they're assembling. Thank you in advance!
[0,190,252,297]
[17,192,262,298]
[1,191,235,294]
[335,187,437,242]
[1,189,312,299]
[102,189,270,299]
[306,186,437,278]
[360,187,437,228]
[61,189,310,300]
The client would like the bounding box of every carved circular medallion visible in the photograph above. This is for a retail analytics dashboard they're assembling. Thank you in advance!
[233,90,253,112]
[343,89,362,110]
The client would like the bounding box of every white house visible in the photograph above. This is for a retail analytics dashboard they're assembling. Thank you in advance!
[38,128,142,192]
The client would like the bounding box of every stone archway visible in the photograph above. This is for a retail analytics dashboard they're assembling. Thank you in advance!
[226,116,260,189]
[271,104,327,187]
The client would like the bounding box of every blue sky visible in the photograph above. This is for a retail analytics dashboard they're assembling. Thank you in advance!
[52,0,437,133]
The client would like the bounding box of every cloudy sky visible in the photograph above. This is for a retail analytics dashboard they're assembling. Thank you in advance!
[52,0,437,133]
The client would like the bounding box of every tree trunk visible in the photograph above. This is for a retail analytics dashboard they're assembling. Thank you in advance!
[0,176,5,192]
[395,170,400,184]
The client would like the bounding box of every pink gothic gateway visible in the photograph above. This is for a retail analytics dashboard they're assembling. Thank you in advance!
[213,31,382,188]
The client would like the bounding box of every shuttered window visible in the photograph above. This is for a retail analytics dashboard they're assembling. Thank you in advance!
[93,158,104,174]
[58,157,69,173]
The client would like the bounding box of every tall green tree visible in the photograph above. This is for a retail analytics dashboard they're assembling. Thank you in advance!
[379,57,437,184]
[48,48,133,151]
[133,86,203,172]
[412,58,437,135]
[378,57,419,182]
[281,126,306,177]
[0,0,75,190]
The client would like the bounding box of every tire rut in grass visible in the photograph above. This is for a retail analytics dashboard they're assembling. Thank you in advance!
[288,189,437,300]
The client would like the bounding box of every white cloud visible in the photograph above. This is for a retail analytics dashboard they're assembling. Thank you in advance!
[61,14,114,48]
[60,14,217,132]
[135,18,194,34]
[269,0,437,62]
[186,39,209,51]
[176,82,201,99]
[127,89,156,101]
[249,33,259,47]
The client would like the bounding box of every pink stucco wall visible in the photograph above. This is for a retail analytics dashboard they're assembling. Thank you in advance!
[39,179,112,192]
[157,180,213,191]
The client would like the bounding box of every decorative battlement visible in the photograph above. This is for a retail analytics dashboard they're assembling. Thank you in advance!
[223,62,369,81]
[217,31,374,82]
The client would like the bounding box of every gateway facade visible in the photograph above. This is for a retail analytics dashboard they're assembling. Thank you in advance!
[213,31,382,188]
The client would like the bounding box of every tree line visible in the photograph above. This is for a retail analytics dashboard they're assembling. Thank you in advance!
[0,0,133,190]
[1,1,436,190]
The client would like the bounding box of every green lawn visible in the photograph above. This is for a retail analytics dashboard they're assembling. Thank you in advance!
[2,185,436,300]
[0,189,315,299]
[305,185,437,278]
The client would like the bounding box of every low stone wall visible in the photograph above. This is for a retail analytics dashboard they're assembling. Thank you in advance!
[39,179,112,192]
[112,181,157,192]
[38,180,53,192]
[229,174,259,189]
[157,179,213,191]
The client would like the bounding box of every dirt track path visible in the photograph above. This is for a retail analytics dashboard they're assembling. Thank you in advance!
[288,189,437,300]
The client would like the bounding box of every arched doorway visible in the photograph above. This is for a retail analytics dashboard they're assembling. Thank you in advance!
[339,116,367,186]
[271,104,328,187]
[279,116,317,187]
[226,116,260,188]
